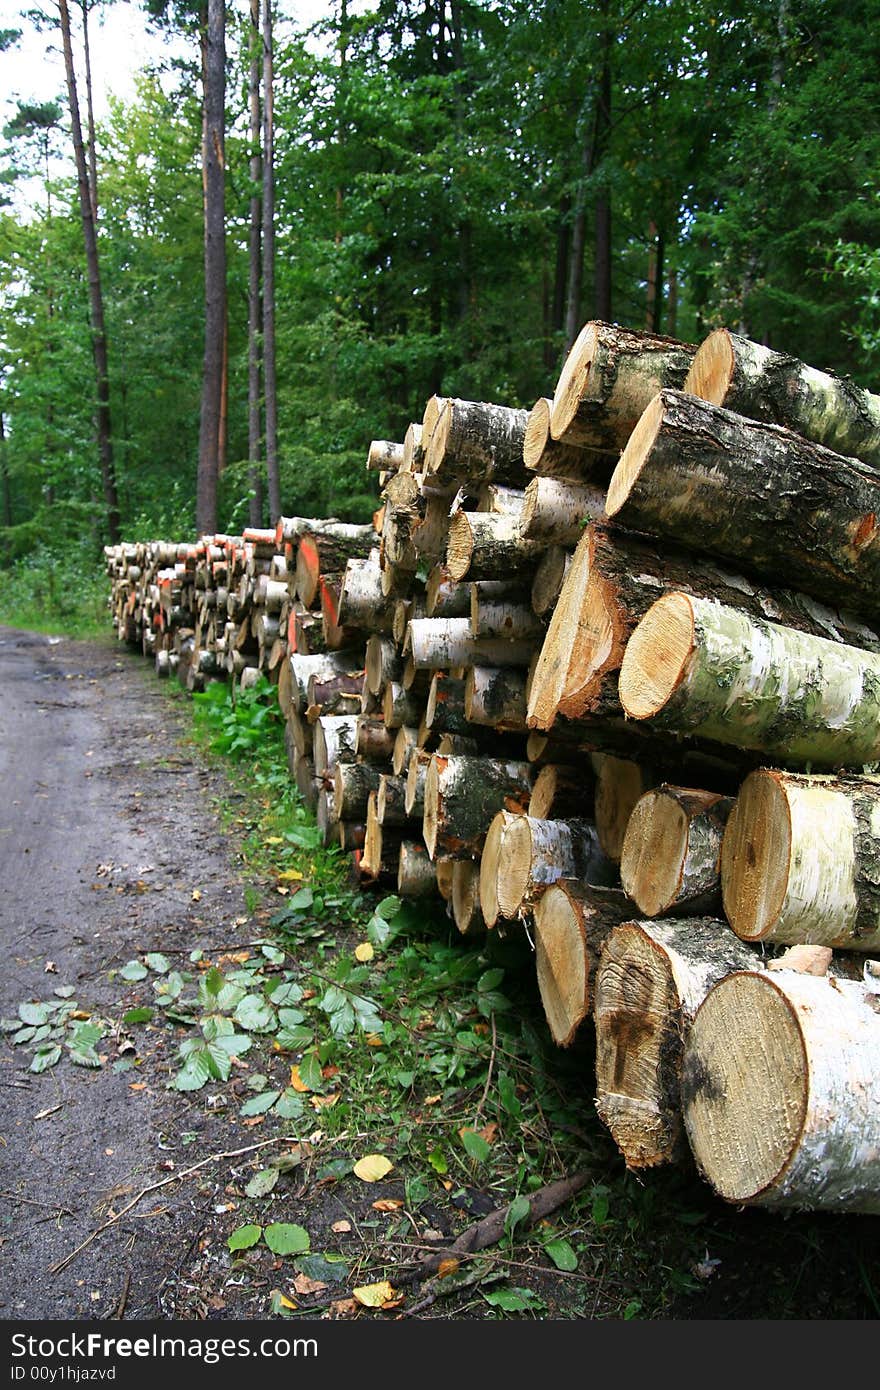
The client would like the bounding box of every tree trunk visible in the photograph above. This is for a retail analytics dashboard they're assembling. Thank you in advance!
[606,389,880,622]
[550,322,695,455]
[0,413,12,527]
[620,786,733,918]
[533,882,632,1046]
[463,666,528,732]
[423,754,533,859]
[247,0,263,527]
[376,773,409,827]
[720,768,880,951]
[594,918,758,1169]
[496,815,613,918]
[527,763,590,821]
[530,545,571,619]
[619,591,880,767]
[523,397,601,480]
[683,969,880,1212]
[195,0,226,537]
[79,0,98,222]
[451,858,484,936]
[685,327,880,469]
[295,523,376,607]
[262,0,280,522]
[313,713,359,779]
[58,0,120,544]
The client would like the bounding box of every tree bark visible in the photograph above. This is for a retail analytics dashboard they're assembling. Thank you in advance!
[463,666,528,732]
[620,786,733,918]
[533,882,632,1046]
[424,399,530,487]
[594,918,758,1169]
[313,713,359,779]
[682,969,880,1212]
[606,389,880,622]
[262,0,280,522]
[247,0,264,527]
[332,760,382,821]
[496,815,614,918]
[619,591,880,767]
[523,397,603,481]
[58,0,121,543]
[446,511,542,582]
[406,617,534,672]
[521,477,604,545]
[721,767,880,951]
[423,754,533,859]
[376,773,408,827]
[684,327,880,469]
[451,858,485,936]
[550,322,695,455]
[295,523,376,607]
[397,841,436,897]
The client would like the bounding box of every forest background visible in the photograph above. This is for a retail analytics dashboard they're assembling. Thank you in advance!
[1,0,879,632]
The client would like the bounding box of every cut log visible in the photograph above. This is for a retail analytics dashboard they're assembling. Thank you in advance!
[383,681,423,731]
[446,511,542,582]
[405,748,432,817]
[292,748,320,811]
[295,523,376,607]
[469,592,542,641]
[520,478,604,546]
[333,761,382,821]
[592,753,653,863]
[362,794,402,881]
[377,774,408,827]
[479,810,520,929]
[477,483,526,517]
[286,653,362,715]
[496,815,615,918]
[620,786,733,918]
[530,545,572,620]
[424,398,530,487]
[407,617,534,672]
[594,918,758,1170]
[426,566,471,618]
[423,754,533,860]
[523,396,601,480]
[313,714,359,779]
[393,725,420,777]
[526,522,880,736]
[528,763,591,820]
[398,841,436,897]
[365,635,402,696]
[338,820,366,852]
[412,492,454,563]
[605,389,880,621]
[381,472,423,571]
[367,439,404,471]
[463,666,528,732]
[435,856,455,903]
[421,394,447,450]
[550,321,696,453]
[306,670,363,719]
[533,883,632,1046]
[320,573,360,651]
[337,557,395,634]
[403,422,424,472]
[619,591,880,767]
[720,767,880,951]
[452,859,485,936]
[355,715,395,763]
[317,786,341,847]
[684,327,880,470]
[682,969,880,1212]
[425,674,469,734]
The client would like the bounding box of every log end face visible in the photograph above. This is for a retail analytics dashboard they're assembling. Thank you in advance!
[605,393,665,516]
[618,591,695,720]
[682,327,735,407]
[682,971,808,1203]
[534,884,588,1047]
[496,814,533,918]
[721,771,791,942]
[620,789,688,917]
[446,512,474,582]
[550,322,600,441]
[523,397,553,470]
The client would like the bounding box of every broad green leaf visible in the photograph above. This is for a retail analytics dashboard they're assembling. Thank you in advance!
[234,994,277,1033]
[201,1013,234,1041]
[287,887,314,911]
[295,1252,349,1284]
[53,986,76,999]
[264,1223,310,1256]
[427,1147,448,1176]
[212,1032,252,1057]
[30,1044,62,1073]
[273,1089,305,1120]
[173,1051,213,1091]
[267,981,303,1007]
[478,968,505,993]
[482,1286,545,1314]
[68,1047,102,1069]
[145,952,170,974]
[460,1129,491,1163]
[497,1071,522,1121]
[227,1224,262,1251]
[375,895,402,920]
[120,961,148,982]
[245,1168,280,1198]
[275,1025,314,1051]
[260,944,286,965]
[504,1194,531,1239]
[277,1007,305,1028]
[19,1002,52,1026]
[543,1237,578,1272]
[153,972,184,1004]
[240,1090,281,1116]
[123,1007,153,1025]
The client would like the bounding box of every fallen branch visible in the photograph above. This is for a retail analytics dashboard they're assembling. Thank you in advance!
[48,1136,295,1275]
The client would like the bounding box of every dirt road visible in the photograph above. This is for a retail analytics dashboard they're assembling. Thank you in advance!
[0,627,254,1319]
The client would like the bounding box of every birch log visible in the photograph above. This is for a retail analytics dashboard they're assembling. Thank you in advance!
[618,592,880,767]
[313,714,359,778]
[295,524,376,607]
[452,859,485,936]
[592,753,653,863]
[528,763,590,820]
[594,918,758,1169]
[684,327,880,469]
[479,810,520,928]
[446,511,543,582]
[550,321,696,453]
[333,761,382,821]
[720,768,880,951]
[605,390,880,621]
[367,439,404,471]
[531,545,572,619]
[523,396,604,480]
[620,786,733,918]
[520,478,604,545]
[398,841,436,897]
[496,816,615,917]
[533,883,632,1046]
[464,667,528,732]
[407,617,534,672]
[423,754,533,859]
[424,398,530,486]
[682,969,880,1212]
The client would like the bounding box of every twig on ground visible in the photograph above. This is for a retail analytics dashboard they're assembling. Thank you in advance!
[473,1011,497,1128]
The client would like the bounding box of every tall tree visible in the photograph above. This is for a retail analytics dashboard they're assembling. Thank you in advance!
[261,0,280,523]
[57,0,120,542]
[247,0,263,526]
[196,0,226,536]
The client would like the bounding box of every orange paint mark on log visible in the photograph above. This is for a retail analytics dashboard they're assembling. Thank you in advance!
[853,513,878,550]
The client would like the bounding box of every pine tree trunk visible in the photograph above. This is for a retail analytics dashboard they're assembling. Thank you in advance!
[195,0,226,537]
[247,0,263,527]
[262,0,280,522]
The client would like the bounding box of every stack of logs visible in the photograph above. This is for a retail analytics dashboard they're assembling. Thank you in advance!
[106,319,880,1215]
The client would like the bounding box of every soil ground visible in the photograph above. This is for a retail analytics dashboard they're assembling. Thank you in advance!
[1,626,879,1325]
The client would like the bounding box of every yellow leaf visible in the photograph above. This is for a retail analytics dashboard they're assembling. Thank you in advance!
[354,941,374,962]
[424,1094,441,1106]
[437,1258,460,1279]
[266,836,283,846]
[277,868,304,882]
[365,1034,383,1047]
[310,1093,340,1109]
[292,1273,327,1296]
[289,1065,309,1092]
[276,887,289,896]
[372,1198,403,1212]
[353,1154,394,1183]
[273,1291,297,1310]
[332,1220,352,1234]
[191,889,202,902]
[353,1280,397,1309]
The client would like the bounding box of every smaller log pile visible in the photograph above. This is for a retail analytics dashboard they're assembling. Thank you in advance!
[106,319,880,1215]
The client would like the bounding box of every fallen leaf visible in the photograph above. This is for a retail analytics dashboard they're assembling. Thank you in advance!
[321,1064,340,1079]
[478,1122,498,1144]
[129,1082,147,1092]
[191,889,202,902]
[289,1065,309,1092]
[437,1258,460,1279]
[365,1034,383,1047]
[292,1273,327,1296]
[242,1115,265,1128]
[331,1220,352,1234]
[371,1198,403,1213]
[310,1093,340,1110]
[354,942,374,962]
[277,869,304,882]
[265,837,284,846]
[424,1094,442,1106]
[353,1280,397,1309]
[44,961,57,974]
[328,1298,360,1319]
[354,1154,394,1183]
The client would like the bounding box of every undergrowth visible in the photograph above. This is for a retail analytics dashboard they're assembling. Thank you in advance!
[0,545,107,638]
